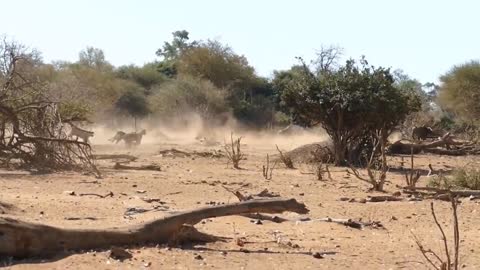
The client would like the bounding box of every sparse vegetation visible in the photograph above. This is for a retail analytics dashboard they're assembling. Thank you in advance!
[412,194,460,270]
[428,167,480,190]
[1,10,480,269]
[276,144,294,169]
[224,133,244,169]
[348,134,388,191]
[262,154,276,180]
[0,38,98,175]
[405,149,421,188]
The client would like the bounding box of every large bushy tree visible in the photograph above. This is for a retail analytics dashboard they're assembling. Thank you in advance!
[437,61,480,125]
[281,57,420,165]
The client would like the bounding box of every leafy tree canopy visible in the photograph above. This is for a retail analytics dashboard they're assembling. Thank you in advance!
[437,61,480,124]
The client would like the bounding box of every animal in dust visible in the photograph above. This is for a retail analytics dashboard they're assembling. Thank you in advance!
[68,123,94,143]
[109,129,147,146]
[412,126,435,141]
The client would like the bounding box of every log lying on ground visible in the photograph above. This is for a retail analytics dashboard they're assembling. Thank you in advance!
[367,195,404,202]
[222,186,287,222]
[403,186,480,196]
[403,186,480,201]
[0,198,308,258]
[113,162,161,171]
[388,133,478,155]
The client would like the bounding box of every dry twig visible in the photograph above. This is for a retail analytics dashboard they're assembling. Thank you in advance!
[412,192,460,270]
[405,148,421,187]
[224,133,244,169]
[262,154,277,180]
[276,144,294,169]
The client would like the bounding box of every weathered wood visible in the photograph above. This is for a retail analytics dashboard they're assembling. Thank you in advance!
[0,198,308,258]
[403,186,480,197]
[367,196,404,202]
[222,187,287,222]
[388,133,471,155]
[113,162,161,171]
[300,218,384,230]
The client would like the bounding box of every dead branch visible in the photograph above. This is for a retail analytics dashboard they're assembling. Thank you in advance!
[222,186,280,201]
[411,231,444,270]
[276,144,295,169]
[403,186,480,197]
[389,133,480,156]
[412,193,460,270]
[0,198,308,258]
[432,201,451,269]
[0,39,98,175]
[140,197,166,204]
[300,217,384,230]
[262,154,277,180]
[224,133,244,169]
[367,195,404,202]
[405,148,421,187]
[78,191,114,198]
[113,162,161,171]
[158,148,191,157]
[64,217,98,221]
[222,187,287,222]
[348,131,388,191]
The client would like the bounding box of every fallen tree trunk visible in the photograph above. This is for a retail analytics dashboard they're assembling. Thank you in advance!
[423,148,472,156]
[388,133,470,155]
[403,186,480,197]
[222,186,287,222]
[367,195,404,202]
[0,198,308,258]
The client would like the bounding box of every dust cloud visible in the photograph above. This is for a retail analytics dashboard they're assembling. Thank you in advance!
[87,113,330,151]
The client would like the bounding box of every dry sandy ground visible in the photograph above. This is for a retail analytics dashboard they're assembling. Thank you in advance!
[1,132,480,270]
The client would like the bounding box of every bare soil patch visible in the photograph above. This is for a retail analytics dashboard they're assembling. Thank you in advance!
[1,133,480,269]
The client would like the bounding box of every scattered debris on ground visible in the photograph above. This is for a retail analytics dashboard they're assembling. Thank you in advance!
[158,148,225,158]
[114,163,161,171]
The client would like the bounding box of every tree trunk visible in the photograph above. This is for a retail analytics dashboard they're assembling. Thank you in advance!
[333,140,347,166]
[0,198,308,258]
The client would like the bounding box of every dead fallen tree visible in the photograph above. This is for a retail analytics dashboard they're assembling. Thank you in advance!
[0,198,308,258]
[389,133,480,156]
[222,187,293,223]
[0,39,98,175]
[403,186,480,197]
[412,193,460,270]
